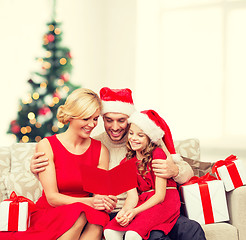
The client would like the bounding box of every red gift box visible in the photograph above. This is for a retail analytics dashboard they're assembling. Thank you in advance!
[212,155,246,192]
[181,173,229,225]
[0,191,36,231]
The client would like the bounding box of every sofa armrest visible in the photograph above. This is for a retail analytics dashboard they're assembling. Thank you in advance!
[227,186,246,240]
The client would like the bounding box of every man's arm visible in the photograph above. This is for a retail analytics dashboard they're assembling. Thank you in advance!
[30,151,49,175]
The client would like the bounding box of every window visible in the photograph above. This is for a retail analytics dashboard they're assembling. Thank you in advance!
[159,0,246,150]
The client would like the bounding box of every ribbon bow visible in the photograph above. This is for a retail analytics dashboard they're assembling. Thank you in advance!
[212,155,237,174]
[182,172,217,187]
[5,191,36,213]
[181,172,218,224]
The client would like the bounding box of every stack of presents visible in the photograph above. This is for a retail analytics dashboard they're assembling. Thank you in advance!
[0,154,246,232]
[181,155,246,225]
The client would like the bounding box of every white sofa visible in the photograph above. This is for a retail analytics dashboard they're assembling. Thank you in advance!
[0,139,245,240]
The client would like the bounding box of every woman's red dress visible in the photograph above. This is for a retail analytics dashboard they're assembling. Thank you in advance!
[0,135,109,240]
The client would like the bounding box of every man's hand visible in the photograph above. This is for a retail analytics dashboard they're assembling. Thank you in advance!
[30,152,49,174]
[152,155,179,179]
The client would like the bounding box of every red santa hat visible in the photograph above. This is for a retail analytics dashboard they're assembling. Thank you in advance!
[100,87,135,116]
[127,109,176,154]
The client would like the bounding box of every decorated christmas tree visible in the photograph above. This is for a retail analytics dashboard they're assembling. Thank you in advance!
[8,17,80,143]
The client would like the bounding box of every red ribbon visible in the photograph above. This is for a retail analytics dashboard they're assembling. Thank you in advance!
[4,191,36,231]
[212,155,243,188]
[182,173,217,224]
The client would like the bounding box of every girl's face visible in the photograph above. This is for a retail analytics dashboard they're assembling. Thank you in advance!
[128,123,149,153]
[69,109,100,138]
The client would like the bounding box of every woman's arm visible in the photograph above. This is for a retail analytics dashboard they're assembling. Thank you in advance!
[37,139,94,208]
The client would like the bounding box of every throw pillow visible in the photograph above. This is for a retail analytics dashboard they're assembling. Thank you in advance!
[4,172,43,203]
[0,146,11,201]
[174,138,200,161]
[182,156,216,177]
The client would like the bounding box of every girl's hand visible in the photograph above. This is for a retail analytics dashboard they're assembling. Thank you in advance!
[116,210,128,226]
[124,209,137,223]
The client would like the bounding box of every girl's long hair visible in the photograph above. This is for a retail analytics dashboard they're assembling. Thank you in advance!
[126,137,158,176]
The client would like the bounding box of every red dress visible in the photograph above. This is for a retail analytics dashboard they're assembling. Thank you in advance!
[0,135,109,240]
[105,147,180,239]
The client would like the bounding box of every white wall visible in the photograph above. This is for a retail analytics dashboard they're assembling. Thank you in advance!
[0,0,245,163]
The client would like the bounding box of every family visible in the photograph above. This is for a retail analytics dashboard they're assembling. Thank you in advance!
[0,87,206,240]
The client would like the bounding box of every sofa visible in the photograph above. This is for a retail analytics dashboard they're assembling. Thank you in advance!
[0,138,245,240]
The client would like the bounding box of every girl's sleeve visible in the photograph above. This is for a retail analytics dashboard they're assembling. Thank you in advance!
[152,148,167,160]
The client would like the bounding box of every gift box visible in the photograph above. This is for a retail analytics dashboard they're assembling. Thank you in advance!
[212,155,246,192]
[181,173,229,225]
[0,191,35,231]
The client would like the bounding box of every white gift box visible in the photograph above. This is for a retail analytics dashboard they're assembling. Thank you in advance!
[181,180,229,225]
[0,200,30,231]
[216,160,246,192]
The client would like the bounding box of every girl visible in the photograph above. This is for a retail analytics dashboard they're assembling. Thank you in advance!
[0,88,116,240]
[104,109,181,240]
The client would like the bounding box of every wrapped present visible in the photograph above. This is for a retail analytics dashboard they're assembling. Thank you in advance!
[212,155,246,192]
[0,191,36,231]
[181,173,229,225]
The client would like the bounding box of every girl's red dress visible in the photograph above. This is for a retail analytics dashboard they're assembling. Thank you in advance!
[0,135,109,240]
[104,147,181,239]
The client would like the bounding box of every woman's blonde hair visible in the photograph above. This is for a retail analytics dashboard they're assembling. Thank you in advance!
[126,133,158,176]
[57,88,101,125]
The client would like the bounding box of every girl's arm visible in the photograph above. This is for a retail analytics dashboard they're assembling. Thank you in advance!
[125,176,167,222]
[116,188,138,226]
[38,139,101,208]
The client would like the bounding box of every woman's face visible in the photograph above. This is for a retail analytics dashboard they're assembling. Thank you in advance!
[70,109,100,138]
[128,123,149,152]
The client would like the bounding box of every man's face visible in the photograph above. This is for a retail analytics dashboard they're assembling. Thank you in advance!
[103,112,129,142]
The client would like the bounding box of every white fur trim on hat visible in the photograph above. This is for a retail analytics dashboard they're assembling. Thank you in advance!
[101,101,135,116]
[128,111,164,143]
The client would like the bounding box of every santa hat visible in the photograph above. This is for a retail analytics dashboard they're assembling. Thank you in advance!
[128,109,176,154]
[100,87,135,116]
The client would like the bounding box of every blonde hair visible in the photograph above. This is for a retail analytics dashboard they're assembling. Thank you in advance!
[126,135,158,176]
[57,88,101,125]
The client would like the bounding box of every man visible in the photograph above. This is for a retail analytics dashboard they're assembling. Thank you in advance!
[31,87,205,240]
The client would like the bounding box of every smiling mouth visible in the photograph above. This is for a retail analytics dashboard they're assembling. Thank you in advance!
[83,128,92,134]
[110,131,122,137]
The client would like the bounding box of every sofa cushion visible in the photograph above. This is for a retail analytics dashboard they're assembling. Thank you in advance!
[182,156,215,177]
[4,142,42,202]
[10,143,36,173]
[174,138,200,161]
[4,172,43,203]
[202,222,238,240]
[0,146,11,201]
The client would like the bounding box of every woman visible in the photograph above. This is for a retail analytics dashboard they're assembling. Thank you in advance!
[0,88,115,240]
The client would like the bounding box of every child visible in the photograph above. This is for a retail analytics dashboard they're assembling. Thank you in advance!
[104,110,181,240]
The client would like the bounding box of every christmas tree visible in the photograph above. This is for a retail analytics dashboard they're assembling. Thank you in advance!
[8,18,80,143]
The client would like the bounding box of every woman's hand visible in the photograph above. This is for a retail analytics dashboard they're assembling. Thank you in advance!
[93,195,117,212]
[103,195,117,213]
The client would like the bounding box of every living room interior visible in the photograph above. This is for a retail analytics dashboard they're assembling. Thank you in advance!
[0,1,246,239]
[1,0,245,164]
